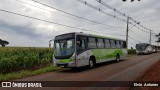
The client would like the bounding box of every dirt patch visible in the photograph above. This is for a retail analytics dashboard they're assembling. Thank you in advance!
[131,59,160,90]
[140,60,160,81]
[140,59,160,90]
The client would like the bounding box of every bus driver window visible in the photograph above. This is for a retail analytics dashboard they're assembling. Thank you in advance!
[77,39,85,53]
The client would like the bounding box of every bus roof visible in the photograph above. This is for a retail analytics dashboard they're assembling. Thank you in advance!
[89,34,124,41]
[56,32,125,41]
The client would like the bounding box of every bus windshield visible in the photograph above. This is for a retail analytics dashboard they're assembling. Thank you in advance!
[54,39,75,58]
[136,44,147,51]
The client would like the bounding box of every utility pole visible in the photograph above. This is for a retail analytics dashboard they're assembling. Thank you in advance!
[149,30,151,44]
[126,17,129,50]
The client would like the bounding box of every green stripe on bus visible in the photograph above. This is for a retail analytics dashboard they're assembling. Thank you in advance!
[92,49,124,60]
[59,59,71,63]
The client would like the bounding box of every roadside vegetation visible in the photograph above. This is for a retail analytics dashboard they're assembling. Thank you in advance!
[0,47,58,81]
[128,49,137,55]
[0,47,53,74]
[127,49,137,57]
[0,65,58,81]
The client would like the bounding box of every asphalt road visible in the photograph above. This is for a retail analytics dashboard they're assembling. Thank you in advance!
[1,53,160,90]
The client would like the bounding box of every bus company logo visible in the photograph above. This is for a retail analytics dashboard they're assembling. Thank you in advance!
[2,82,11,87]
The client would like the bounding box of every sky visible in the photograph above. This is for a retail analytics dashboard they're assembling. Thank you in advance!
[0,0,159,48]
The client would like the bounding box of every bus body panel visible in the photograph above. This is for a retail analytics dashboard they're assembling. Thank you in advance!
[75,48,127,67]
[76,50,92,67]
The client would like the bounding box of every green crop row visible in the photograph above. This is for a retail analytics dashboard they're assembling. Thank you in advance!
[0,47,53,74]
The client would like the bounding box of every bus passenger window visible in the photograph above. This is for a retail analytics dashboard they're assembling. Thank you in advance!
[88,37,97,48]
[121,41,127,48]
[110,40,116,48]
[97,39,104,48]
[105,39,110,48]
[116,41,120,48]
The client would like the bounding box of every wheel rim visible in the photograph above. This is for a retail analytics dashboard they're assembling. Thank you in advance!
[117,56,120,61]
[89,60,93,67]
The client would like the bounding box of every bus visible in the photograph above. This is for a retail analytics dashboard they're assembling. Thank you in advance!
[53,32,127,68]
[135,43,153,55]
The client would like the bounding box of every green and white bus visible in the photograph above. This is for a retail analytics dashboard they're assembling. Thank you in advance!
[53,32,127,68]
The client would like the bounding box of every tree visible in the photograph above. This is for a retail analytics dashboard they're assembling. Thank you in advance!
[0,39,9,47]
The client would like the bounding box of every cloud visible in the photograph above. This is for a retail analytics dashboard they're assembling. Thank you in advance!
[0,0,159,48]
[0,20,40,38]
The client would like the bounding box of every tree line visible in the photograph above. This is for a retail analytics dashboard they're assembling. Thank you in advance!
[0,39,9,47]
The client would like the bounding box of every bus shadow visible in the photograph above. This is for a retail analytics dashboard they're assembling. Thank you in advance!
[58,60,126,73]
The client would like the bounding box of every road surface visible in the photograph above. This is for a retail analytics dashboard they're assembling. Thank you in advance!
[1,53,160,90]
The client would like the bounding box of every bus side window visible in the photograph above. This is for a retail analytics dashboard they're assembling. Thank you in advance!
[105,39,110,48]
[81,40,85,49]
[120,41,122,48]
[121,41,127,48]
[88,37,97,48]
[123,41,127,48]
[110,40,116,48]
[116,41,120,48]
[97,38,104,48]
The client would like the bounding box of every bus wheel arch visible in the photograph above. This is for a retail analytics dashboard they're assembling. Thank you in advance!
[89,55,96,68]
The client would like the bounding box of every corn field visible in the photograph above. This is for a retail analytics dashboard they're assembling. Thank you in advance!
[0,47,53,74]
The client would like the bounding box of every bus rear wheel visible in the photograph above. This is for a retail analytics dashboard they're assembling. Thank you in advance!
[89,60,94,68]
[116,55,120,62]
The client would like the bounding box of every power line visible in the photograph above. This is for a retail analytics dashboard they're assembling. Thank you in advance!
[77,0,153,34]
[0,9,125,36]
[15,0,76,21]
[28,0,125,30]
[128,35,141,43]
[96,0,154,33]
[92,0,155,45]
[129,30,147,40]
[95,0,127,17]
[28,0,152,41]
[134,25,151,33]
[77,0,126,22]
[129,22,152,34]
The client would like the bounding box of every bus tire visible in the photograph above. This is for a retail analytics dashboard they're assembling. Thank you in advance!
[89,59,94,68]
[116,54,120,62]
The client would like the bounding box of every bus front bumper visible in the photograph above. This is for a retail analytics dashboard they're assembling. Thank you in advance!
[54,60,76,68]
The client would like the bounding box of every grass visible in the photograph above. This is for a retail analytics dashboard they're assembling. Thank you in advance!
[127,54,137,57]
[0,66,59,81]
